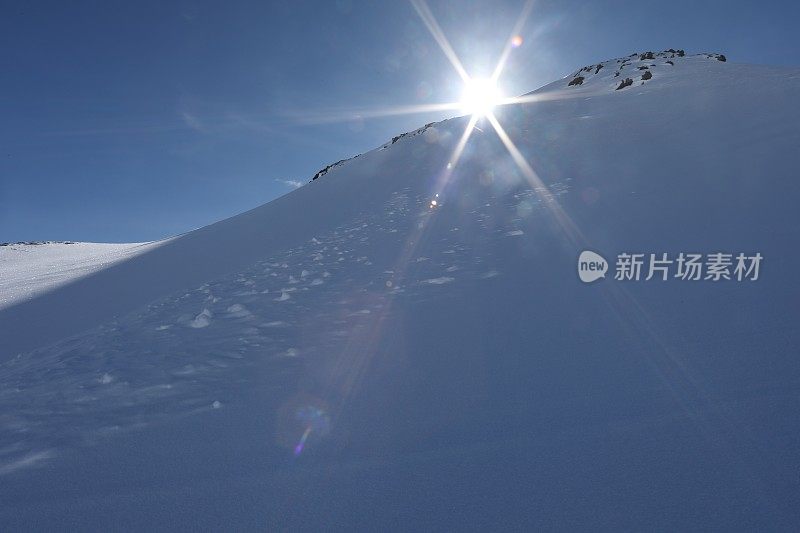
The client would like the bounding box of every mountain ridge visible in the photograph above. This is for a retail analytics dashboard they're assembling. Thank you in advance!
[309,50,730,185]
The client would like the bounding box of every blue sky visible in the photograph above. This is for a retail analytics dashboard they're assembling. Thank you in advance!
[2,0,799,243]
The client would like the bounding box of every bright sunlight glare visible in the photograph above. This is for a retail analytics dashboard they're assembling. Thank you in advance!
[459,78,502,118]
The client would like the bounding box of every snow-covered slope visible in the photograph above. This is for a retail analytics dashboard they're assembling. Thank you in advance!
[0,242,156,310]
[553,49,726,94]
[2,53,800,530]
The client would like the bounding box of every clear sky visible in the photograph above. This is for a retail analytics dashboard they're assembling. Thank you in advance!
[2,0,798,243]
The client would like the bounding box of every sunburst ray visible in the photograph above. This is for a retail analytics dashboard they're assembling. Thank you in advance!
[410,0,470,83]
[491,0,535,82]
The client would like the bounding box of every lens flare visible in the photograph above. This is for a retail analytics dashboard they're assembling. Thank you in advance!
[287,404,331,457]
[293,426,312,457]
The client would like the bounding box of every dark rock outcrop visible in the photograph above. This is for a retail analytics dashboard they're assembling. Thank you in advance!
[616,78,634,90]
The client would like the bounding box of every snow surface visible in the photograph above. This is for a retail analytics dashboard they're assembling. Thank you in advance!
[2,53,800,529]
[0,242,156,310]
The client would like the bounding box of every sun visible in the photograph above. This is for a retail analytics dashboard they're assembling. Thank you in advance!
[459,77,502,118]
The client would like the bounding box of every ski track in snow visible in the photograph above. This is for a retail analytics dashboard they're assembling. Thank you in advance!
[0,183,569,472]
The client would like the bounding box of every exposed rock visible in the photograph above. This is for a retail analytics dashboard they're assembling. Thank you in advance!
[616,78,634,90]
[0,241,77,247]
[568,76,585,86]
[313,158,350,181]
[642,70,653,81]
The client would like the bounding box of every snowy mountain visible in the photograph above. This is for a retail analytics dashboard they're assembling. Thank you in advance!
[2,52,800,529]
